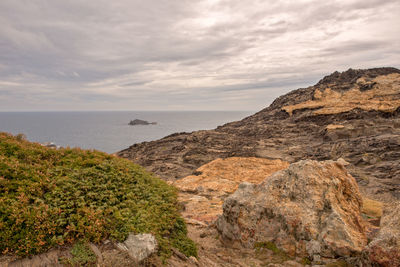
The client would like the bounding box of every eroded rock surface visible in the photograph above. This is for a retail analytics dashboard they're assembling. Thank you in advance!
[174,157,289,224]
[118,67,400,201]
[282,73,400,115]
[216,160,368,261]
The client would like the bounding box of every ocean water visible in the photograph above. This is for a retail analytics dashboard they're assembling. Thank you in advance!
[0,111,252,153]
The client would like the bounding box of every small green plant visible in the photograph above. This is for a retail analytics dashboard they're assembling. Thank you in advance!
[300,257,312,265]
[254,241,290,263]
[62,242,96,266]
[254,241,279,253]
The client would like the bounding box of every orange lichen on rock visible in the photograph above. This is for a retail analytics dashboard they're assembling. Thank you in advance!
[282,73,400,115]
[173,157,289,224]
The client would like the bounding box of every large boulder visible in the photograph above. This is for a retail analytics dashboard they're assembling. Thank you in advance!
[366,203,400,267]
[173,157,289,224]
[216,160,367,261]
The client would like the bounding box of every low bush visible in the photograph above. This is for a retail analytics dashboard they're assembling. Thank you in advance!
[0,132,196,259]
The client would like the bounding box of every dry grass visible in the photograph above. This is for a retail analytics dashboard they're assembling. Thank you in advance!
[361,197,383,218]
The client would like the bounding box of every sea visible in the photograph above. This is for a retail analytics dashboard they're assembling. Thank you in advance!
[0,111,252,153]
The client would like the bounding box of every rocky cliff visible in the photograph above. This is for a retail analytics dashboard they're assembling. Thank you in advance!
[118,67,400,202]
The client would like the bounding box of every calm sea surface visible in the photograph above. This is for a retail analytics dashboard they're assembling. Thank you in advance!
[0,111,252,153]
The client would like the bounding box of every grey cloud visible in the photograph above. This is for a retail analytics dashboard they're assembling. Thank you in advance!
[120,81,151,87]
[0,0,399,111]
[220,78,319,93]
[320,41,387,57]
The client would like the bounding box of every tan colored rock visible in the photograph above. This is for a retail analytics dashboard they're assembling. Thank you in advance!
[282,73,400,116]
[336,158,350,166]
[216,160,368,260]
[173,157,289,224]
[326,124,345,130]
[366,203,400,267]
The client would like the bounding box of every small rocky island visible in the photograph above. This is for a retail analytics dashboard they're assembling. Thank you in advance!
[128,119,157,126]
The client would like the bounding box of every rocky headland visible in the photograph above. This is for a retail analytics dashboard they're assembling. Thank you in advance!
[118,67,400,266]
[118,67,400,202]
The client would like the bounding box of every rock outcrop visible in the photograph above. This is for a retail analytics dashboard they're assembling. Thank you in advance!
[129,119,157,125]
[216,160,368,262]
[118,67,400,201]
[174,157,289,224]
[366,203,400,267]
[282,73,400,116]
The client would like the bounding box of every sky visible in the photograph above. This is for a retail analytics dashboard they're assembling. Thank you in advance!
[0,0,399,111]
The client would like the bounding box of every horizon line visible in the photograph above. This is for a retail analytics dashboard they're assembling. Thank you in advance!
[0,109,256,112]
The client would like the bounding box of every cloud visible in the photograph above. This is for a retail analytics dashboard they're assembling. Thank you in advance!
[0,0,399,111]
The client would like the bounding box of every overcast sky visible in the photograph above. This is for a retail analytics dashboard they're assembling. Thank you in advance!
[0,0,399,111]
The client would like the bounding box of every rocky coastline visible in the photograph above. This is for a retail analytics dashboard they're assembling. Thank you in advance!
[117,67,400,266]
[3,67,400,266]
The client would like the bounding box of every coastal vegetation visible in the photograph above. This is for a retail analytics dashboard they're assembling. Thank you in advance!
[0,132,196,259]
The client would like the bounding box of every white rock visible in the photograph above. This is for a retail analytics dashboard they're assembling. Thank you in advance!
[116,233,158,263]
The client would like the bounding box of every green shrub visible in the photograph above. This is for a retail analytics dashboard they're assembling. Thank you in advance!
[0,132,196,259]
[170,217,197,257]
